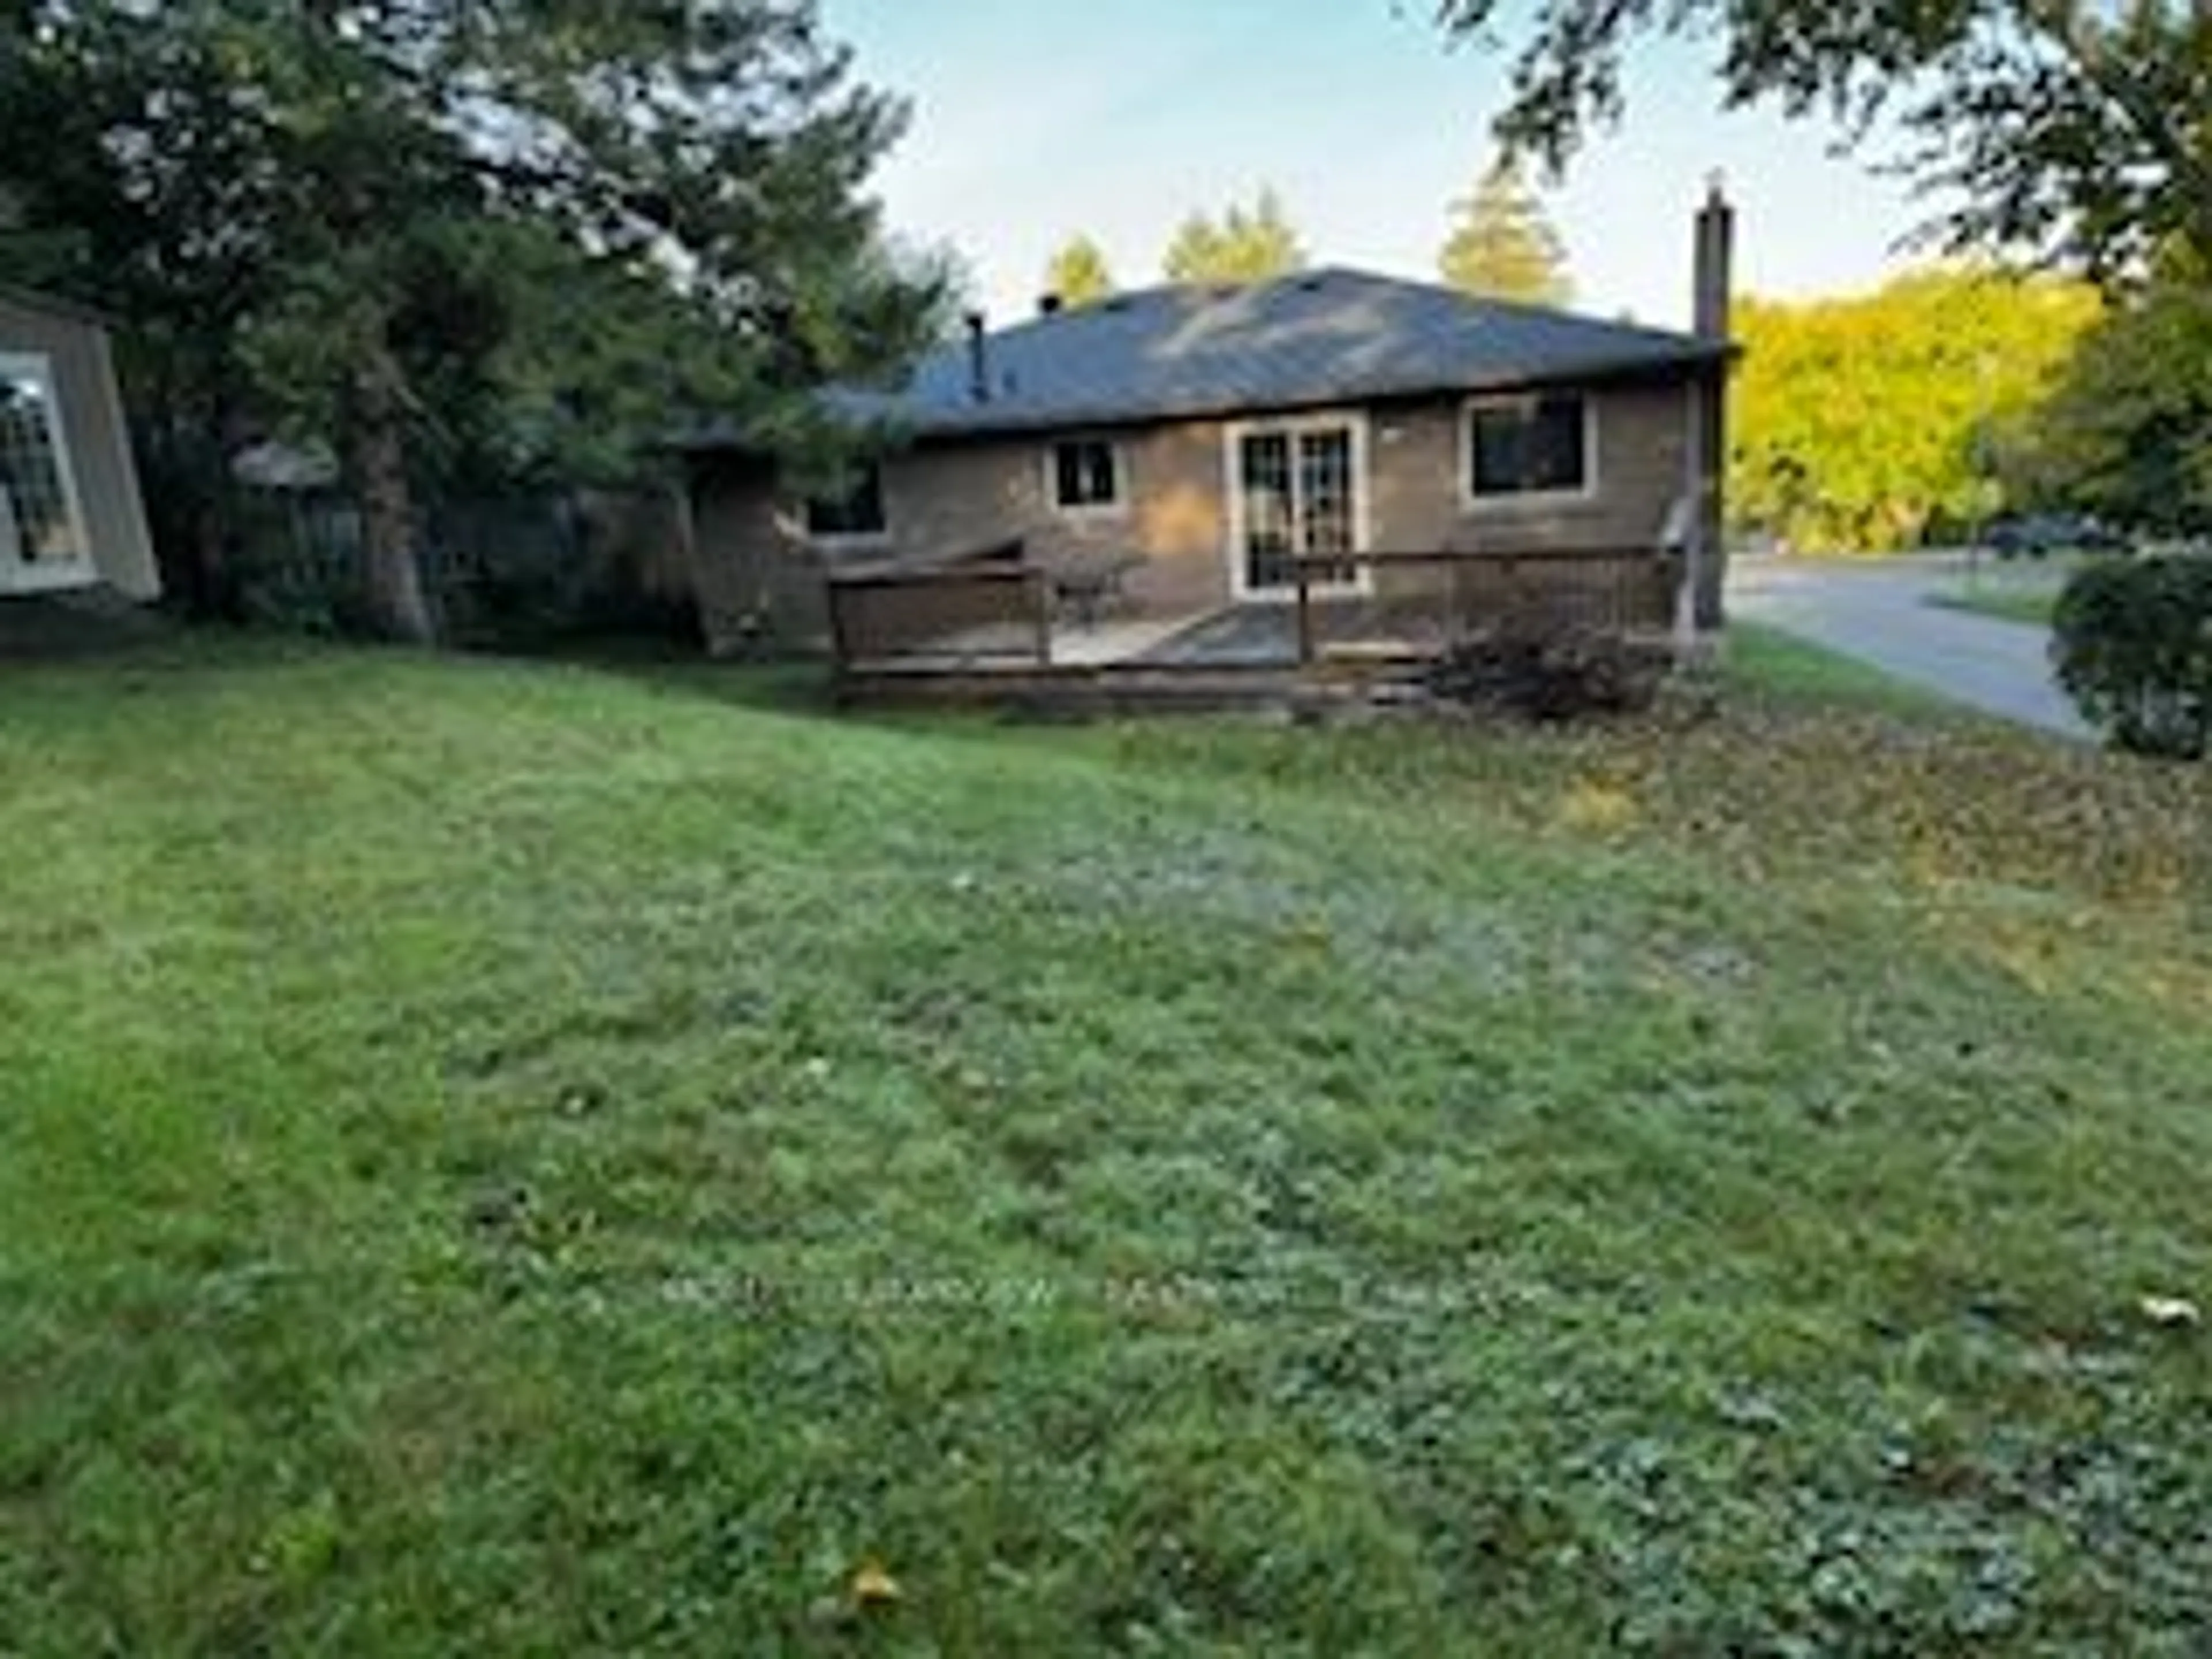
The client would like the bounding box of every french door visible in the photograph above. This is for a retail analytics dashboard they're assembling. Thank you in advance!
[1232,418,1365,597]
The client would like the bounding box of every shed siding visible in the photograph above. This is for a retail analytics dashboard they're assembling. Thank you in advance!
[0,293,159,600]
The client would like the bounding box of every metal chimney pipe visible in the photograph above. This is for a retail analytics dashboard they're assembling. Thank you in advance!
[965,311,990,402]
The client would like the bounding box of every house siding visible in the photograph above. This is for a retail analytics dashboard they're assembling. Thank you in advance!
[687,379,1694,654]
[1365,381,1690,605]
[0,293,160,600]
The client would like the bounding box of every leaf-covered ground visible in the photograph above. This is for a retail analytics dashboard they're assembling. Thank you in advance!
[2,631,2208,1654]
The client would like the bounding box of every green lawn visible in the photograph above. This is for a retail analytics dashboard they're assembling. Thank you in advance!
[1929,560,2078,628]
[1719,620,1966,718]
[1930,586,2062,627]
[4,634,2209,1654]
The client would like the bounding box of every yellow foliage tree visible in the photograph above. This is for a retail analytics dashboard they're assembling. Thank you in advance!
[1730,268,2101,554]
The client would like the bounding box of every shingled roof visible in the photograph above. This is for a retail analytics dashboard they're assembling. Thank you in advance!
[807,267,1730,442]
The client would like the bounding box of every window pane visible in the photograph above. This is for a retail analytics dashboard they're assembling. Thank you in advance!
[1471,410,1527,495]
[1240,431,1294,589]
[1469,395,1586,497]
[0,361,88,566]
[1054,441,1118,509]
[1528,396,1587,491]
[1298,430,1353,556]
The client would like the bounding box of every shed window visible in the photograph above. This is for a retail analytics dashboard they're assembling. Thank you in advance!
[1052,439,1121,512]
[0,354,90,573]
[804,462,887,540]
[1467,393,1590,499]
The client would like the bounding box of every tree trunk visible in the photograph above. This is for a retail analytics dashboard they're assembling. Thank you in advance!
[348,343,434,645]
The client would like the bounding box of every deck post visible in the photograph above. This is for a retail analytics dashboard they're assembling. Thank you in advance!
[1295,560,1315,666]
[1031,568,1053,666]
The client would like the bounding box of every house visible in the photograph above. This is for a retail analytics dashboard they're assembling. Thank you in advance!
[684,190,1733,676]
[0,284,160,605]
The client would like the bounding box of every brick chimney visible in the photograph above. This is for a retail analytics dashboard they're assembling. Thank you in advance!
[1688,176,1734,632]
[1694,174,1734,341]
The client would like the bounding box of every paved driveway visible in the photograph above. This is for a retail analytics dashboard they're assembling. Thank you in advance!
[1729,555,2090,739]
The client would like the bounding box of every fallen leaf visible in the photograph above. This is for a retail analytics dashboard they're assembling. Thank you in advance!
[850,1559,902,1607]
[2139,1296,2201,1328]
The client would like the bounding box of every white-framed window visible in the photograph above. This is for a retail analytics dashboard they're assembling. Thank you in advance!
[1464,391,1596,504]
[802,460,888,543]
[0,351,94,587]
[1048,437,1123,515]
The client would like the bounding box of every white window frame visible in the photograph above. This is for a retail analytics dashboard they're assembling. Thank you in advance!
[0,351,97,593]
[1044,435,1127,520]
[1460,390,1600,510]
[1222,410,1374,603]
[797,459,892,552]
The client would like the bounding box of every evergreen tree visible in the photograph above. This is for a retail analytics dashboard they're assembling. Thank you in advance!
[0,2,952,641]
[1439,158,1573,306]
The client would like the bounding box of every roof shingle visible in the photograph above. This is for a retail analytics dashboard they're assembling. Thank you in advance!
[822,267,1730,440]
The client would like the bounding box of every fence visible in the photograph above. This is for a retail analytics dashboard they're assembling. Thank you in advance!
[228,487,692,642]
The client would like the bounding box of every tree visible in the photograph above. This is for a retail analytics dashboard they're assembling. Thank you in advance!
[1044,236,1115,308]
[1730,268,2100,552]
[1162,188,1307,284]
[0,2,950,641]
[1435,0,2212,279]
[2008,255,2212,535]
[1440,156,1574,305]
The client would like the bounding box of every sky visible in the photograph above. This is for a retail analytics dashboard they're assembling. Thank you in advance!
[816,0,1930,332]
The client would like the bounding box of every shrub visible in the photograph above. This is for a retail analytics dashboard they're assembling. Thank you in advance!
[1427,612,1666,721]
[2051,555,2212,759]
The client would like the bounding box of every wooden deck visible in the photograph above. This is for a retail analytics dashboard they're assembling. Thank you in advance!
[825,544,1688,713]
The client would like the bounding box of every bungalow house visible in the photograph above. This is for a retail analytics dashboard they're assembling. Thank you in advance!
[685,189,1733,675]
[0,284,159,607]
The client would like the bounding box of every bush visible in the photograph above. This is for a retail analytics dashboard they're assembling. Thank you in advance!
[2051,555,2212,759]
[1427,613,1666,721]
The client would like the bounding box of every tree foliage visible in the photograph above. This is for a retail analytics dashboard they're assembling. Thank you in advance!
[2005,257,2212,535]
[1438,156,1573,306]
[1730,268,2100,552]
[1435,0,2212,279]
[0,1,951,639]
[1043,235,1115,308]
[1162,188,1307,285]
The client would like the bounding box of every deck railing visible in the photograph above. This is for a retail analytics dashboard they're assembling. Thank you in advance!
[1289,547,1684,665]
[824,541,1050,668]
[825,543,1684,675]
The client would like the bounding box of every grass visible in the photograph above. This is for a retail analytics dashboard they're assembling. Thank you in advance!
[1719,620,1966,719]
[1928,558,2082,628]
[4,632,2210,1654]
[1930,586,2062,627]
